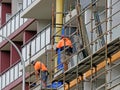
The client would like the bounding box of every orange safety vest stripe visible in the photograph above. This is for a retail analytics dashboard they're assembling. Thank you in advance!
[56,38,72,48]
[34,61,48,71]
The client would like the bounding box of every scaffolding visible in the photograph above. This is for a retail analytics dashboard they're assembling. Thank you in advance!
[28,0,120,90]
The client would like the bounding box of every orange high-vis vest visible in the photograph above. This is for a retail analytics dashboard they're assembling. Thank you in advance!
[34,61,48,71]
[56,37,72,48]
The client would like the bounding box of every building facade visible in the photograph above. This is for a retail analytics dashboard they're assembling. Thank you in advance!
[0,0,120,90]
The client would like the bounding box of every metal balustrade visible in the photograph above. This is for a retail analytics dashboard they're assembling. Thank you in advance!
[0,61,22,89]
[23,0,36,10]
[22,24,51,61]
[0,24,51,90]
[0,9,27,43]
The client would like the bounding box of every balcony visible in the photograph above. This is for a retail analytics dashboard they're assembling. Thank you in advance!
[0,9,27,43]
[21,0,54,19]
[0,24,51,90]
[0,61,22,89]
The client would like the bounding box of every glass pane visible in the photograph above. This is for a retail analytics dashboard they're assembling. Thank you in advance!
[19,62,22,77]
[15,65,18,79]
[41,32,45,49]
[22,47,26,61]
[23,0,27,10]
[3,26,7,37]
[46,27,50,45]
[31,40,35,56]
[2,74,5,88]
[7,21,11,36]
[6,71,10,85]
[15,14,19,30]
[0,77,1,90]
[24,18,27,23]
[26,43,30,60]
[11,18,15,33]
[28,0,32,6]
[20,18,24,26]
[112,26,120,41]
[0,30,2,42]
[10,68,14,83]
[36,35,40,52]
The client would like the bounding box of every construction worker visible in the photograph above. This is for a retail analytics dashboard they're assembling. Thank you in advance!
[56,35,73,71]
[31,61,48,87]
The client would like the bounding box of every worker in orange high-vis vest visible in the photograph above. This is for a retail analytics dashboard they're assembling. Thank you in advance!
[31,61,48,87]
[56,35,73,71]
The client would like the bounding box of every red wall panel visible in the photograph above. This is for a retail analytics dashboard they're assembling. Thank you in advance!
[23,31,36,44]
[1,3,11,25]
[0,51,10,73]
[10,42,22,65]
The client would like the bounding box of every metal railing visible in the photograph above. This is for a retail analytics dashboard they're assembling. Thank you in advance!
[0,9,28,43]
[22,0,36,10]
[0,61,22,89]
[0,24,51,90]
[22,24,51,61]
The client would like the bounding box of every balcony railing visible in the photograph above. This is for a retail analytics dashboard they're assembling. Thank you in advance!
[0,24,51,90]
[0,9,28,43]
[23,0,36,10]
[0,61,22,89]
[22,24,51,61]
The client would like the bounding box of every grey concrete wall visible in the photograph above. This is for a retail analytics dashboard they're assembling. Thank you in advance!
[37,19,50,33]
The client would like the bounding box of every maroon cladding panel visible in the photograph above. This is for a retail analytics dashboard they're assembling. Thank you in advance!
[25,82,29,90]
[10,42,22,65]
[1,3,11,25]
[23,31,36,44]
[0,51,10,73]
